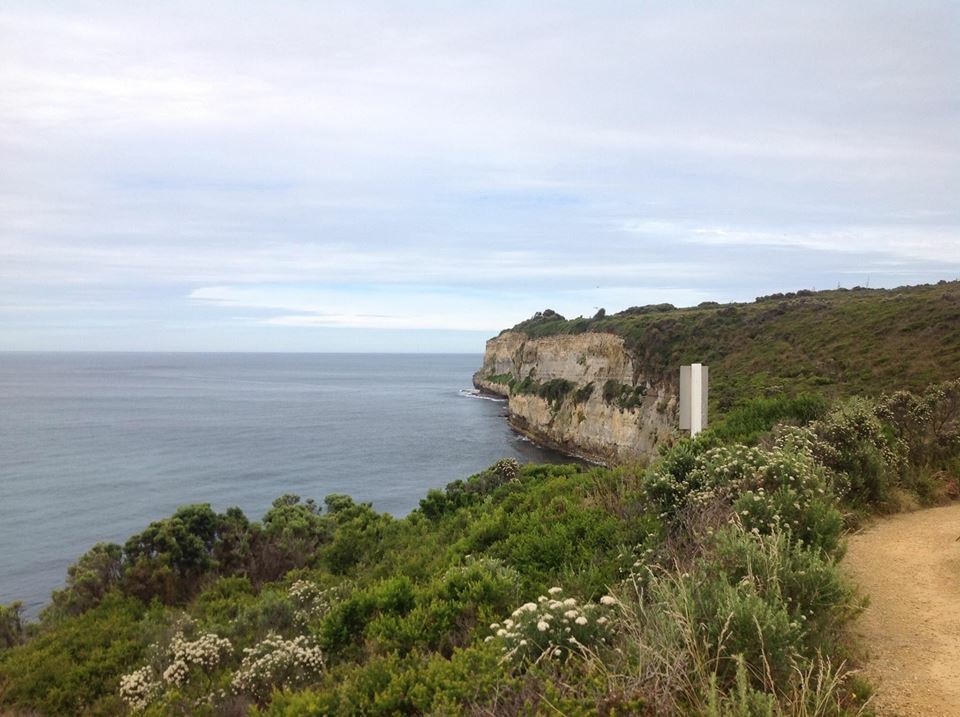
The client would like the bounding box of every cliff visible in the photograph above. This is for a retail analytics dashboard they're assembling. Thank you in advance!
[476,281,960,464]
[473,331,678,464]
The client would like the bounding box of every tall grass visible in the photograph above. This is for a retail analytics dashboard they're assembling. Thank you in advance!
[578,525,866,716]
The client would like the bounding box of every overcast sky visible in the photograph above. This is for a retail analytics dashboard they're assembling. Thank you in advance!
[1,1,958,352]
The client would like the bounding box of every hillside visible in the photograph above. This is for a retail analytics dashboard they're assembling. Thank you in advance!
[473,282,960,464]
[508,281,960,413]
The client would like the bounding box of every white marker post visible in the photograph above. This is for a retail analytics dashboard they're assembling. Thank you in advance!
[679,363,708,437]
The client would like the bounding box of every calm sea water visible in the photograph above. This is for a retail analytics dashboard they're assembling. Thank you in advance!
[0,353,572,616]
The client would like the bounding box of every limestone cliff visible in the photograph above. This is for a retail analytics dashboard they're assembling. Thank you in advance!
[473,331,678,465]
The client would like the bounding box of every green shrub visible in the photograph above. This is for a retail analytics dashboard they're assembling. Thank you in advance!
[607,524,858,712]
[812,398,901,505]
[878,379,960,472]
[0,593,148,716]
[644,435,843,556]
[0,602,24,650]
[602,380,647,410]
[709,394,828,444]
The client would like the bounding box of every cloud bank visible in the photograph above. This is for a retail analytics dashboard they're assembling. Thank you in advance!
[1,1,957,350]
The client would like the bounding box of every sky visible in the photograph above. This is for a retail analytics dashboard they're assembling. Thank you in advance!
[1,1,958,352]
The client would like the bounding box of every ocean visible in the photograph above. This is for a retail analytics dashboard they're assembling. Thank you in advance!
[0,352,573,617]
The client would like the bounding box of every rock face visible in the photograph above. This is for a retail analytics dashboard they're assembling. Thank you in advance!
[473,331,678,465]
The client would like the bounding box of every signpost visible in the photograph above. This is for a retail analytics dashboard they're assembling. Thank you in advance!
[679,363,708,437]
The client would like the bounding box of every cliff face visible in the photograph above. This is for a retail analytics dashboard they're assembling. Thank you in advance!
[474,331,678,465]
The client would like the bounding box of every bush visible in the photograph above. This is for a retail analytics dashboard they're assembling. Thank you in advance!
[232,634,323,705]
[0,601,24,649]
[812,398,901,505]
[487,587,615,666]
[878,379,960,472]
[602,380,647,410]
[644,434,843,556]
[709,394,828,444]
[606,524,858,712]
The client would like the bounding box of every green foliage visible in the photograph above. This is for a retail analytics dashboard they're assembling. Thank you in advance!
[878,378,960,473]
[602,379,647,410]
[710,527,856,655]
[259,495,331,579]
[509,308,568,334]
[574,381,595,403]
[0,593,147,716]
[812,398,901,505]
[191,576,257,632]
[123,504,222,604]
[321,498,392,575]
[511,376,577,410]
[45,542,123,620]
[645,433,844,556]
[708,393,828,444]
[610,524,858,713]
[418,458,521,519]
[0,601,24,650]
[7,396,938,717]
[256,644,507,716]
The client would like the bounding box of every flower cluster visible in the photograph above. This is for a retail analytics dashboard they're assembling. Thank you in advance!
[644,444,770,520]
[231,633,324,703]
[163,631,233,687]
[119,666,162,712]
[288,579,342,627]
[487,587,615,665]
[119,630,232,711]
[728,443,842,554]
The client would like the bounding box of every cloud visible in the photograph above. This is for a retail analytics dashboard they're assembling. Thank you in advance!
[0,1,957,348]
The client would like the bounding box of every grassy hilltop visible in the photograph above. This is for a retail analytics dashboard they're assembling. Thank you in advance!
[0,282,958,716]
[508,281,960,412]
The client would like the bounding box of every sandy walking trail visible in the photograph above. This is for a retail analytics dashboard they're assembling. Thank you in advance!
[844,502,960,716]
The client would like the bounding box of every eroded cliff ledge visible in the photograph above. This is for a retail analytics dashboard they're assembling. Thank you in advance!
[473,331,678,465]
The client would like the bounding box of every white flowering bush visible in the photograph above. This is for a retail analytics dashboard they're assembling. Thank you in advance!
[162,631,233,687]
[118,665,162,712]
[643,443,768,520]
[231,633,324,704]
[730,444,843,555]
[288,579,343,627]
[644,436,843,556]
[486,587,615,665]
[118,630,232,711]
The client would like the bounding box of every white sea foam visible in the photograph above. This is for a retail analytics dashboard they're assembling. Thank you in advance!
[458,388,507,402]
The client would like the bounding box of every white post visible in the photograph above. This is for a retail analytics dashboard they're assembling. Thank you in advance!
[679,363,709,437]
[690,363,703,437]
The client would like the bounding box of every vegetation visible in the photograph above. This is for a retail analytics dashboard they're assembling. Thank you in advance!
[508,376,578,411]
[601,379,647,410]
[507,281,960,413]
[1,376,957,715]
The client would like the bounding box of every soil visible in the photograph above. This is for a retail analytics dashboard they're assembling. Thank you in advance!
[844,502,960,716]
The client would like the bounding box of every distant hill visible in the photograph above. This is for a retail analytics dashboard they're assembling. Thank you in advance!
[507,281,960,414]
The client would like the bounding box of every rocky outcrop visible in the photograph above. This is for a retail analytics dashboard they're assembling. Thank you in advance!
[473,331,678,465]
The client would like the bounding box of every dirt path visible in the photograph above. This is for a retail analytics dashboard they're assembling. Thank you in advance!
[844,502,960,716]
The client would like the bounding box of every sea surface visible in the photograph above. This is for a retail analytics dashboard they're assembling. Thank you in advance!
[0,352,574,617]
